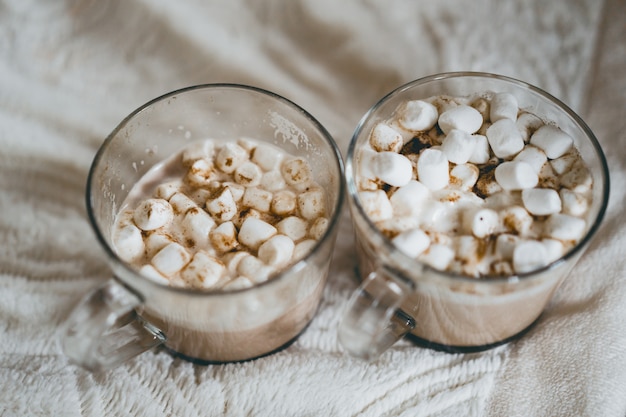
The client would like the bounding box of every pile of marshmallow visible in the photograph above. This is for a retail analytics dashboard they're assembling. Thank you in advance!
[113,139,328,290]
[357,92,593,276]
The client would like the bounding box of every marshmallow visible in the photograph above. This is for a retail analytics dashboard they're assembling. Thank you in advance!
[417,148,449,190]
[113,224,145,262]
[513,145,547,174]
[489,92,518,122]
[181,251,226,289]
[468,134,490,164]
[495,234,520,260]
[281,157,312,186]
[390,180,430,217]
[516,112,544,142]
[293,239,317,261]
[260,170,287,192]
[440,129,477,164]
[206,187,238,221]
[297,188,326,220]
[237,254,274,283]
[215,143,248,173]
[544,214,586,241]
[232,208,261,229]
[209,221,238,253]
[454,235,483,264]
[438,105,483,134]
[391,229,430,258]
[369,123,403,152]
[484,191,523,211]
[559,189,589,217]
[233,161,263,187]
[358,190,393,222]
[486,118,524,159]
[463,208,500,238]
[357,147,378,180]
[270,190,297,216]
[500,205,534,236]
[550,152,578,175]
[490,261,514,276]
[169,192,197,215]
[494,161,538,190]
[370,152,413,187]
[238,217,277,250]
[521,188,562,216]
[155,180,184,201]
[472,98,490,121]
[537,162,559,189]
[151,242,191,277]
[542,238,565,263]
[185,158,215,187]
[397,100,439,131]
[513,240,549,274]
[144,231,174,258]
[221,276,254,291]
[180,207,216,247]
[474,167,503,197]
[251,144,283,171]
[242,187,273,213]
[237,137,257,153]
[139,265,170,286]
[223,182,245,202]
[181,140,214,167]
[222,251,249,276]
[309,217,329,240]
[133,198,174,231]
[188,188,211,206]
[376,216,420,235]
[418,244,455,271]
[530,125,573,159]
[258,235,295,266]
[560,159,592,193]
[276,216,309,242]
[450,163,479,190]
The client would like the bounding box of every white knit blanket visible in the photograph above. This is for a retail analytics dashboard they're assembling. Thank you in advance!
[1,0,625,416]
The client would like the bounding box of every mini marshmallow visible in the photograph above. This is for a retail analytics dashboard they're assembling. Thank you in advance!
[181,251,226,289]
[417,148,449,190]
[237,254,274,283]
[181,140,214,167]
[500,205,534,236]
[186,159,214,188]
[309,217,329,240]
[222,251,249,276]
[418,244,455,271]
[151,242,191,277]
[206,187,237,221]
[450,163,479,190]
[232,208,261,229]
[223,182,245,202]
[251,144,283,171]
[522,188,562,216]
[144,231,173,258]
[293,239,317,261]
[370,152,413,187]
[463,208,500,238]
[516,112,544,142]
[560,159,592,193]
[169,192,197,215]
[549,152,578,175]
[495,234,520,260]
[271,190,297,216]
[440,129,477,164]
[357,147,378,180]
[484,191,523,211]
[139,265,170,285]
[474,170,503,197]
[391,229,430,258]
[281,157,312,186]
[486,118,524,159]
[530,125,573,159]
[490,261,514,276]
[489,92,518,122]
[260,170,287,192]
[438,105,483,134]
[233,161,263,187]
[390,180,430,217]
[209,221,238,253]
[544,214,586,241]
[215,143,248,173]
[559,189,589,217]
[358,190,393,222]
[397,100,439,131]
[513,145,547,174]
[258,234,295,266]
[237,137,257,153]
[113,224,145,262]
[238,217,277,250]
[376,217,420,235]
[542,239,565,263]
[297,188,326,220]
[537,163,559,189]
[276,216,309,242]
[369,123,403,153]
[494,161,538,190]
[454,235,483,264]
[221,276,254,291]
[181,207,216,247]
[513,240,549,274]
[188,188,211,206]
[155,180,184,201]
[468,134,490,164]
[242,187,273,213]
[133,198,174,231]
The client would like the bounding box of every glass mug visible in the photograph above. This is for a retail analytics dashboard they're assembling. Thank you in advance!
[338,72,610,359]
[60,84,345,370]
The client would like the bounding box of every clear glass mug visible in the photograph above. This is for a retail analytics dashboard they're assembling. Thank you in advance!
[338,72,610,359]
[59,84,345,371]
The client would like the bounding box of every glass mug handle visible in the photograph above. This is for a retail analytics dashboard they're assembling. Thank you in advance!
[338,270,416,360]
[59,279,166,371]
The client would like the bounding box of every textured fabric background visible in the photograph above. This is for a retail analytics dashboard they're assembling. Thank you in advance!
[1,0,625,416]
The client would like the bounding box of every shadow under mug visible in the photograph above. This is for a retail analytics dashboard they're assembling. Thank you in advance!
[338,72,610,359]
[59,84,345,371]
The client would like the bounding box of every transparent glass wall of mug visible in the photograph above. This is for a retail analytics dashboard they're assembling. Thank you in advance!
[339,73,609,358]
[63,85,344,369]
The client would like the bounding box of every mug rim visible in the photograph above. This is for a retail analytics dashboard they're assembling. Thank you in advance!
[345,71,610,285]
[86,83,346,297]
